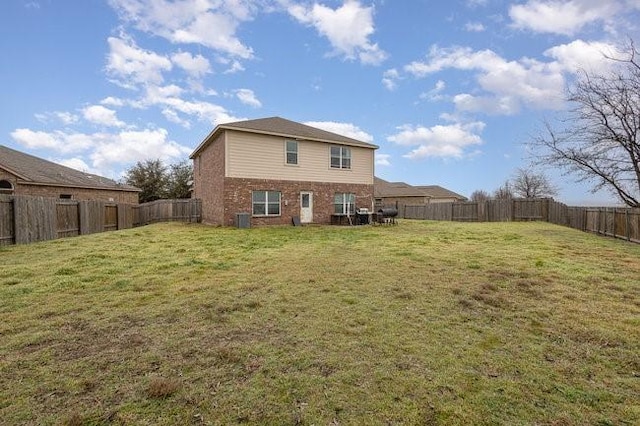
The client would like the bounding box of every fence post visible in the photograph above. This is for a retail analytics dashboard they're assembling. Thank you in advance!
[79,201,89,235]
[542,198,549,222]
[626,209,630,241]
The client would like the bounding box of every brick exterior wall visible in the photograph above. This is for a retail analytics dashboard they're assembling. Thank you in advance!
[14,184,139,203]
[192,132,225,224]
[0,168,138,203]
[222,177,374,226]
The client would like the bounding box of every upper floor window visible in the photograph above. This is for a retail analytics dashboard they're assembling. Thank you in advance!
[286,140,298,165]
[252,190,281,216]
[330,146,351,169]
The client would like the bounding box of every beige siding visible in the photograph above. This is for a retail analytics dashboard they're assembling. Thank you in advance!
[225,131,374,185]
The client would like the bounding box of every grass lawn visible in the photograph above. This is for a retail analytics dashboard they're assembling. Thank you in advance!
[1,220,639,425]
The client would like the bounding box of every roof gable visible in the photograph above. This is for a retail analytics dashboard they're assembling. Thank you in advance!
[0,145,139,192]
[191,116,378,158]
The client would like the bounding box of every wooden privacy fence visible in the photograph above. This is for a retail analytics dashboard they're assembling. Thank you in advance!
[0,195,201,246]
[134,198,202,225]
[404,199,551,222]
[402,198,640,243]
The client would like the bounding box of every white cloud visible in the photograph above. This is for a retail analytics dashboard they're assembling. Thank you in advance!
[288,0,387,65]
[11,127,192,176]
[387,121,485,159]
[144,84,185,101]
[305,121,374,143]
[97,83,240,128]
[405,45,566,114]
[382,68,400,90]
[100,97,126,107]
[375,153,391,167]
[82,105,126,127]
[509,0,624,36]
[34,111,80,125]
[11,128,95,153]
[223,60,246,74]
[420,80,446,101]
[55,157,94,173]
[171,51,211,78]
[465,22,485,32]
[106,35,172,87]
[140,84,243,126]
[161,108,192,128]
[90,128,191,169]
[108,0,255,58]
[405,45,501,76]
[543,39,622,74]
[452,93,520,115]
[235,88,262,108]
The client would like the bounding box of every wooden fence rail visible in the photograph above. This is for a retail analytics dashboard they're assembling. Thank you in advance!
[0,195,201,246]
[402,198,640,243]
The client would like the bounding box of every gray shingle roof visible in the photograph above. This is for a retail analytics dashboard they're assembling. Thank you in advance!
[414,185,467,200]
[191,116,378,158]
[374,177,427,197]
[374,177,466,200]
[0,145,139,192]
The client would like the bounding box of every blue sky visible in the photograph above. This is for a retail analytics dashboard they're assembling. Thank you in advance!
[2,0,639,205]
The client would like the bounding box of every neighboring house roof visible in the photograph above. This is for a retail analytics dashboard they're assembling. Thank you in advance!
[414,185,467,200]
[191,116,378,158]
[0,145,140,192]
[374,177,467,200]
[374,177,427,198]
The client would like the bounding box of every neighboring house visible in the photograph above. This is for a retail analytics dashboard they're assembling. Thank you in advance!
[0,145,140,203]
[375,177,466,209]
[190,117,378,226]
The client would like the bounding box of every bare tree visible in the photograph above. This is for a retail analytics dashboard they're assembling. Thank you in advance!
[531,42,640,207]
[494,181,513,199]
[470,189,491,202]
[510,168,558,198]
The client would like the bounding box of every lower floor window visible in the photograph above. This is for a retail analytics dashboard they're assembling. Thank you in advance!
[334,193,355,215]
[252,190,281,216]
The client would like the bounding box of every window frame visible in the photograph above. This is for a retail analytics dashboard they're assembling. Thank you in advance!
[285,140,298,166]
[330,145,351,169]
[252,190,281,217]
[0,179,13,193]
[334,193,355,215]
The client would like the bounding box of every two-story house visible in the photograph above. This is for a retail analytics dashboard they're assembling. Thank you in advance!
[190,117,378,226]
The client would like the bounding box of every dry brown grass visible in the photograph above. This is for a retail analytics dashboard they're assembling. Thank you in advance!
[147,377,181,399]
[1,220,639,425]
